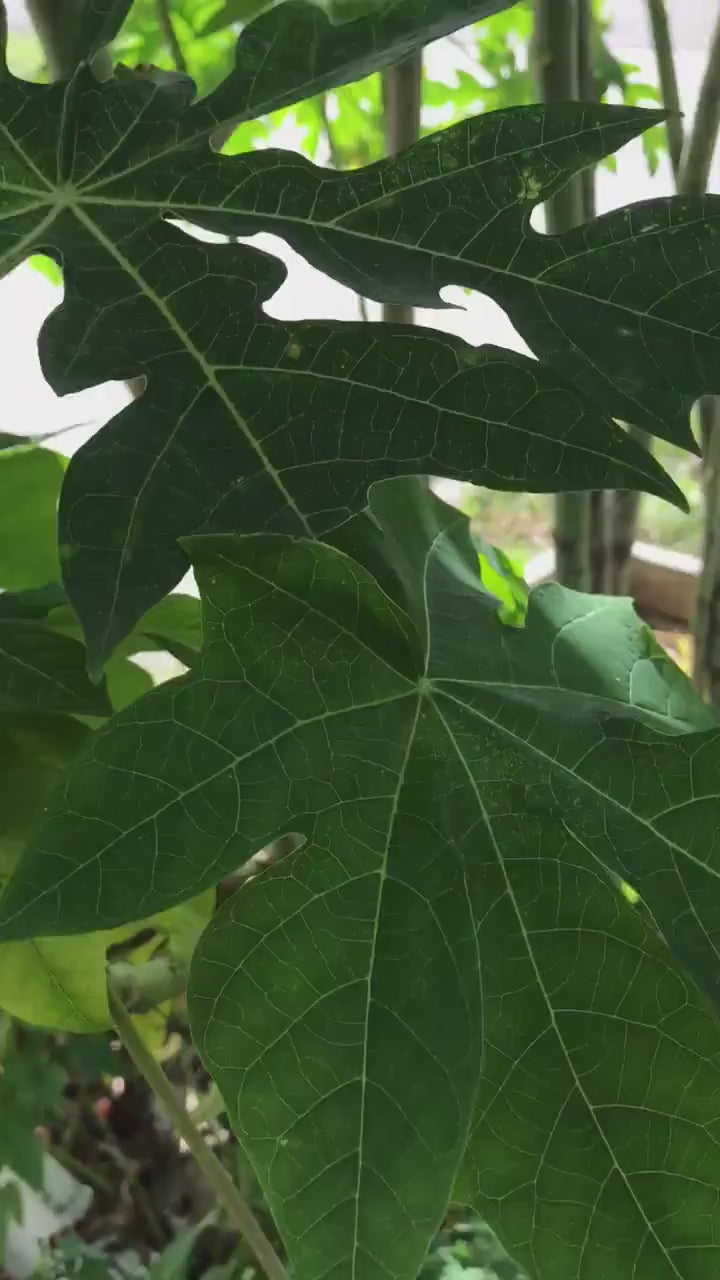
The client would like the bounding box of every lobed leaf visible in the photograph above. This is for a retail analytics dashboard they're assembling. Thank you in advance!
[196,0,520,120]
[3,479,720,1272]
[0,620,111,716]
[0,59,706,666]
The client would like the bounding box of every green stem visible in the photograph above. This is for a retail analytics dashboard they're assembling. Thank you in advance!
[109,994,289,1280]
[382,51,422,325]
[645,0,684,181]
[535,0,591,590]
[107,954,187,1013]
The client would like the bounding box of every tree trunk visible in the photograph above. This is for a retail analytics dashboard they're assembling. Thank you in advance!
[535,0,592,590]
[382,52,422,326]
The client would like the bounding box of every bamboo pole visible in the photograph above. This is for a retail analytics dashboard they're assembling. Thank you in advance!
[534,0,592,590]
[382,52,423,325]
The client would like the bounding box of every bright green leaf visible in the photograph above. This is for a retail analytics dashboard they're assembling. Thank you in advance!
[0,713,90,867]
[0,893,213,1034]
[0,445,64,592]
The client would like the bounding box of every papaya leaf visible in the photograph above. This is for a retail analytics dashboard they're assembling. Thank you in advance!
[72,0,137,65]
[0,713,90,867]
[0,621,111,716]
[54,232,675,669]
[195,0,519,119]
[192,813,720,1280]
[2,478,720,1272]
[0,55,699,667]
[0,474,715,963]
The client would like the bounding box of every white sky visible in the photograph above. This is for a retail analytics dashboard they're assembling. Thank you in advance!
[3,0,720,460]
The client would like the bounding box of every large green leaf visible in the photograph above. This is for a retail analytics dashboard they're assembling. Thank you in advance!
[196,0,519,119]
[72,0,136,64]
[0,712,90,865]
[192,841,720,1280]
[0,620,111,716]
[0,51,703,665]
[0,478,715,964]
[2,481,720,1273]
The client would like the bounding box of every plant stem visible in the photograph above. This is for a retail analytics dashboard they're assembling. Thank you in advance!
[577,0,612,594]
[107,953,188,1013]
[109,993,288,1280]
[535,0,591,591]
[155,0,188,75]
[645,0,683,181]
[382,52,422,325]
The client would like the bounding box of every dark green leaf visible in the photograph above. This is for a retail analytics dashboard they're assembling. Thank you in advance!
[0,621,111,716]
[179,103,702,448]
[0,63,702,665]
[0,713,90,867]
[71,0,136,65]
[51,231,671,669]
[0,475,714,947]
[4,481,720,1273]
[197,0,519,118]
[0,584,67,621]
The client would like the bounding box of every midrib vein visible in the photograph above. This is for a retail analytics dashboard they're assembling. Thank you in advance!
[2,688,416,931]
[70,204,314,541]
[433,696,684,1280]
[434,685,720,888]
[350,692,422,1280]
[73,192,720,353]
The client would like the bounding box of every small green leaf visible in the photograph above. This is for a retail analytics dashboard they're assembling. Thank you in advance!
[0,445,65,591]
[0,893,213,1033]
[0,621,111,716]
[0,713,90,867]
